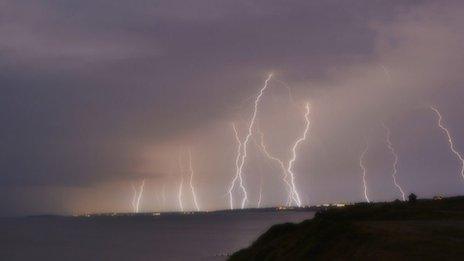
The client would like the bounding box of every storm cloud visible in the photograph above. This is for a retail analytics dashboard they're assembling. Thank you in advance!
[0,0,463,216]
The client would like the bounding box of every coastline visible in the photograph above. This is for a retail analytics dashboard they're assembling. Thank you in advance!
[229,196,464,260]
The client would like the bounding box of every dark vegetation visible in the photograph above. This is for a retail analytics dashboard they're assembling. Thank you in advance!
[230,195,464,260]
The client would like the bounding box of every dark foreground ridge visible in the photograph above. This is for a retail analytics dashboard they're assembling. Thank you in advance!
[229,196,464,260]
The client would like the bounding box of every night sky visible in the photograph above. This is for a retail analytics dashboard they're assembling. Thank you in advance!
[1,0,463,216]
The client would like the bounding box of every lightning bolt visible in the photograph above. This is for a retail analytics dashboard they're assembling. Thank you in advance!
[177,150,184,212]
[256,130,294,206]
[187,148,200,211]
[253,142,264,208]
[178,176,184,212]
[359,138,371,203]
[381,122,406,201]
[378,65,405,200]
[131,180,145,213]
[431,106,464,181]
[286,102,311,207]
[228,74,273,209]
[131,184,137,212]
[274,79,295,104]
[285,195,292,207]
[136,180,145,213]
[257,173,263,208]
[228,123,246,209]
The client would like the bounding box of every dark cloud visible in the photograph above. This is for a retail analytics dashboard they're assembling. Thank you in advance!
[0,0,463,216]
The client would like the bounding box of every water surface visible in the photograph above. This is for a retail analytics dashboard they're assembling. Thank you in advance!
[0,210,314,260]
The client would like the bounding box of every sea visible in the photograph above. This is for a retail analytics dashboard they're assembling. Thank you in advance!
[0,210,314,261]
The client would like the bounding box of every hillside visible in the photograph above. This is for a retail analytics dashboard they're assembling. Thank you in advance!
[230,197,464,260]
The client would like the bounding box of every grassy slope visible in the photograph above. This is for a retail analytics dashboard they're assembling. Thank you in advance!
[230,197,464,260]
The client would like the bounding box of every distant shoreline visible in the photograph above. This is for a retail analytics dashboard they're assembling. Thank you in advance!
[22,206,316,219]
